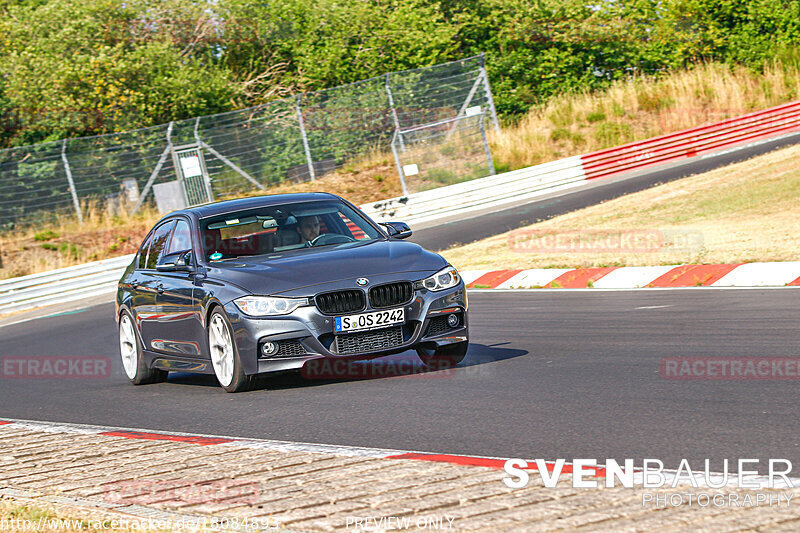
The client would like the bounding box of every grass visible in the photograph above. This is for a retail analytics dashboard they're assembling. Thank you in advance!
[0,199,160,280]
[226,149,404,205]
[33,230,59,242]
[0,150,402,280]
[440,143,800,271]
[490,60,800,170]
[0,499,136,532]
[4,59,800,279]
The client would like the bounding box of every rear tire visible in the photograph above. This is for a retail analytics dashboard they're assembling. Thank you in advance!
[208,308,255,393]
[118,310,168,385]
[416,341,468,369]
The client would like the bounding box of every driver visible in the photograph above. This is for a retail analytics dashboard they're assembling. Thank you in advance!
[297,215,321,244]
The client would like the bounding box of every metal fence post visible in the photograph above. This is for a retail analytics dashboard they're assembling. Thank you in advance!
[132,122,174,215]
[194,117,215,202]
[195,119,264,191]
[390,131,409,196]
[0,55,496,225]
[479,115,496,176]
[385,73,405,152]
[479,53,500,132]
[61,140,83,223]
[446,70,485,140]
[296,95,316,180]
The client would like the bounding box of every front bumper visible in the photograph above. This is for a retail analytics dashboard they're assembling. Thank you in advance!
[224,283,469,375]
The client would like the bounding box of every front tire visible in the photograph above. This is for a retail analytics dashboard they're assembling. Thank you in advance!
[416,341,468,369]
[118,311,168,385]
[208,309,254,393]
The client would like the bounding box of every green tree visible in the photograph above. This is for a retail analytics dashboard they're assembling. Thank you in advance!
[0,0,234,145]
[660,0,800,65]
[3,0,800,145]
[218,0,460,97]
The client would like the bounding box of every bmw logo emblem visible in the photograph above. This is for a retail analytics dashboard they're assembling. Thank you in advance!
[356,278,369,286]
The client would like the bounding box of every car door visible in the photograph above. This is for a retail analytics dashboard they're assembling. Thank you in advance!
[149,218,206,357]
[128,230,154,321]
[137,220,175,351]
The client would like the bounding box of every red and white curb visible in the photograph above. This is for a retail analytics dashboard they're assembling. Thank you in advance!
[462,261,800,289]
[1,417,798,490]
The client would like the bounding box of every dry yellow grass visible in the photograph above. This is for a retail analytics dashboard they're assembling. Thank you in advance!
[0,152,401,279]
[491,61,800,170]
[0,499,137,532]
[222,150,403,205]
[0,200,160,279]
[441,143,800,271]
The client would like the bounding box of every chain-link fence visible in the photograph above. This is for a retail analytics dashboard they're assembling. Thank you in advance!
[392,113,495,195]
[0,54,498,228]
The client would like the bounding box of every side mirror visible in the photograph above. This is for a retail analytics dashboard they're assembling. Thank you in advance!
[380,222,412,240]
[156,250,195,272]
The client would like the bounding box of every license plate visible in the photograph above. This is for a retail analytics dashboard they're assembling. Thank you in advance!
[334,308,405,333]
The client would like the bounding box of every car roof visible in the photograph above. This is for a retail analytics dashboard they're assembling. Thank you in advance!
[165,192,342,221]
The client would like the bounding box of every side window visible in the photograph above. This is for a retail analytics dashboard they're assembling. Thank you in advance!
[137,232,154,270]
[145,221,175,270]
[167,220,193,255]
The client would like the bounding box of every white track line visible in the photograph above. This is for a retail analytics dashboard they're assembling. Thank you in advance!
[713,261,800,287]
[469,286,800,293]
[592,265,675,289]
[496,268,570,289]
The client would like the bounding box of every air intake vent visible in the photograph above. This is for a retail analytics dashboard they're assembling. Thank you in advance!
[276,340,307,358]
[258,340,308,359]
[424,316,450,337]
[334,326,404,355]
[369,282,413,309]
[315,290,366,315]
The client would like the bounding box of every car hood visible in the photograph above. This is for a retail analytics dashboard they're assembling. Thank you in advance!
[203,240,447,296]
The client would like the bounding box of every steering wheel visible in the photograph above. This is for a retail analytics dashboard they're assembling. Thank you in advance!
[309,233,356,246]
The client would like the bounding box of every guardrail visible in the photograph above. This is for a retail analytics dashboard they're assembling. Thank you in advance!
[580,100,800,180]
[365,99,800,224]
[4,99,800,314]
[0,255,133,314]
[361,156,586,224]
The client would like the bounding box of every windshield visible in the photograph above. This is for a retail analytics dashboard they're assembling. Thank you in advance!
[200,200,383,261]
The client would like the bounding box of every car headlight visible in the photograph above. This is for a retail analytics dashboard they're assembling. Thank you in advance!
[234,296,307,316]
[416,266,461,292]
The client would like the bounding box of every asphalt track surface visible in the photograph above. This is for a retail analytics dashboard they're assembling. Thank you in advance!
[4,136,800,475]
[3,289,800,474]
[410,133,800,251]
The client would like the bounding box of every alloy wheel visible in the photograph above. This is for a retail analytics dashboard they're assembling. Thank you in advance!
[209,314,235,387]
[119,314,138,380]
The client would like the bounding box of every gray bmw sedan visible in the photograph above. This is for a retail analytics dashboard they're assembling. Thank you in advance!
[116,193,468,392]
